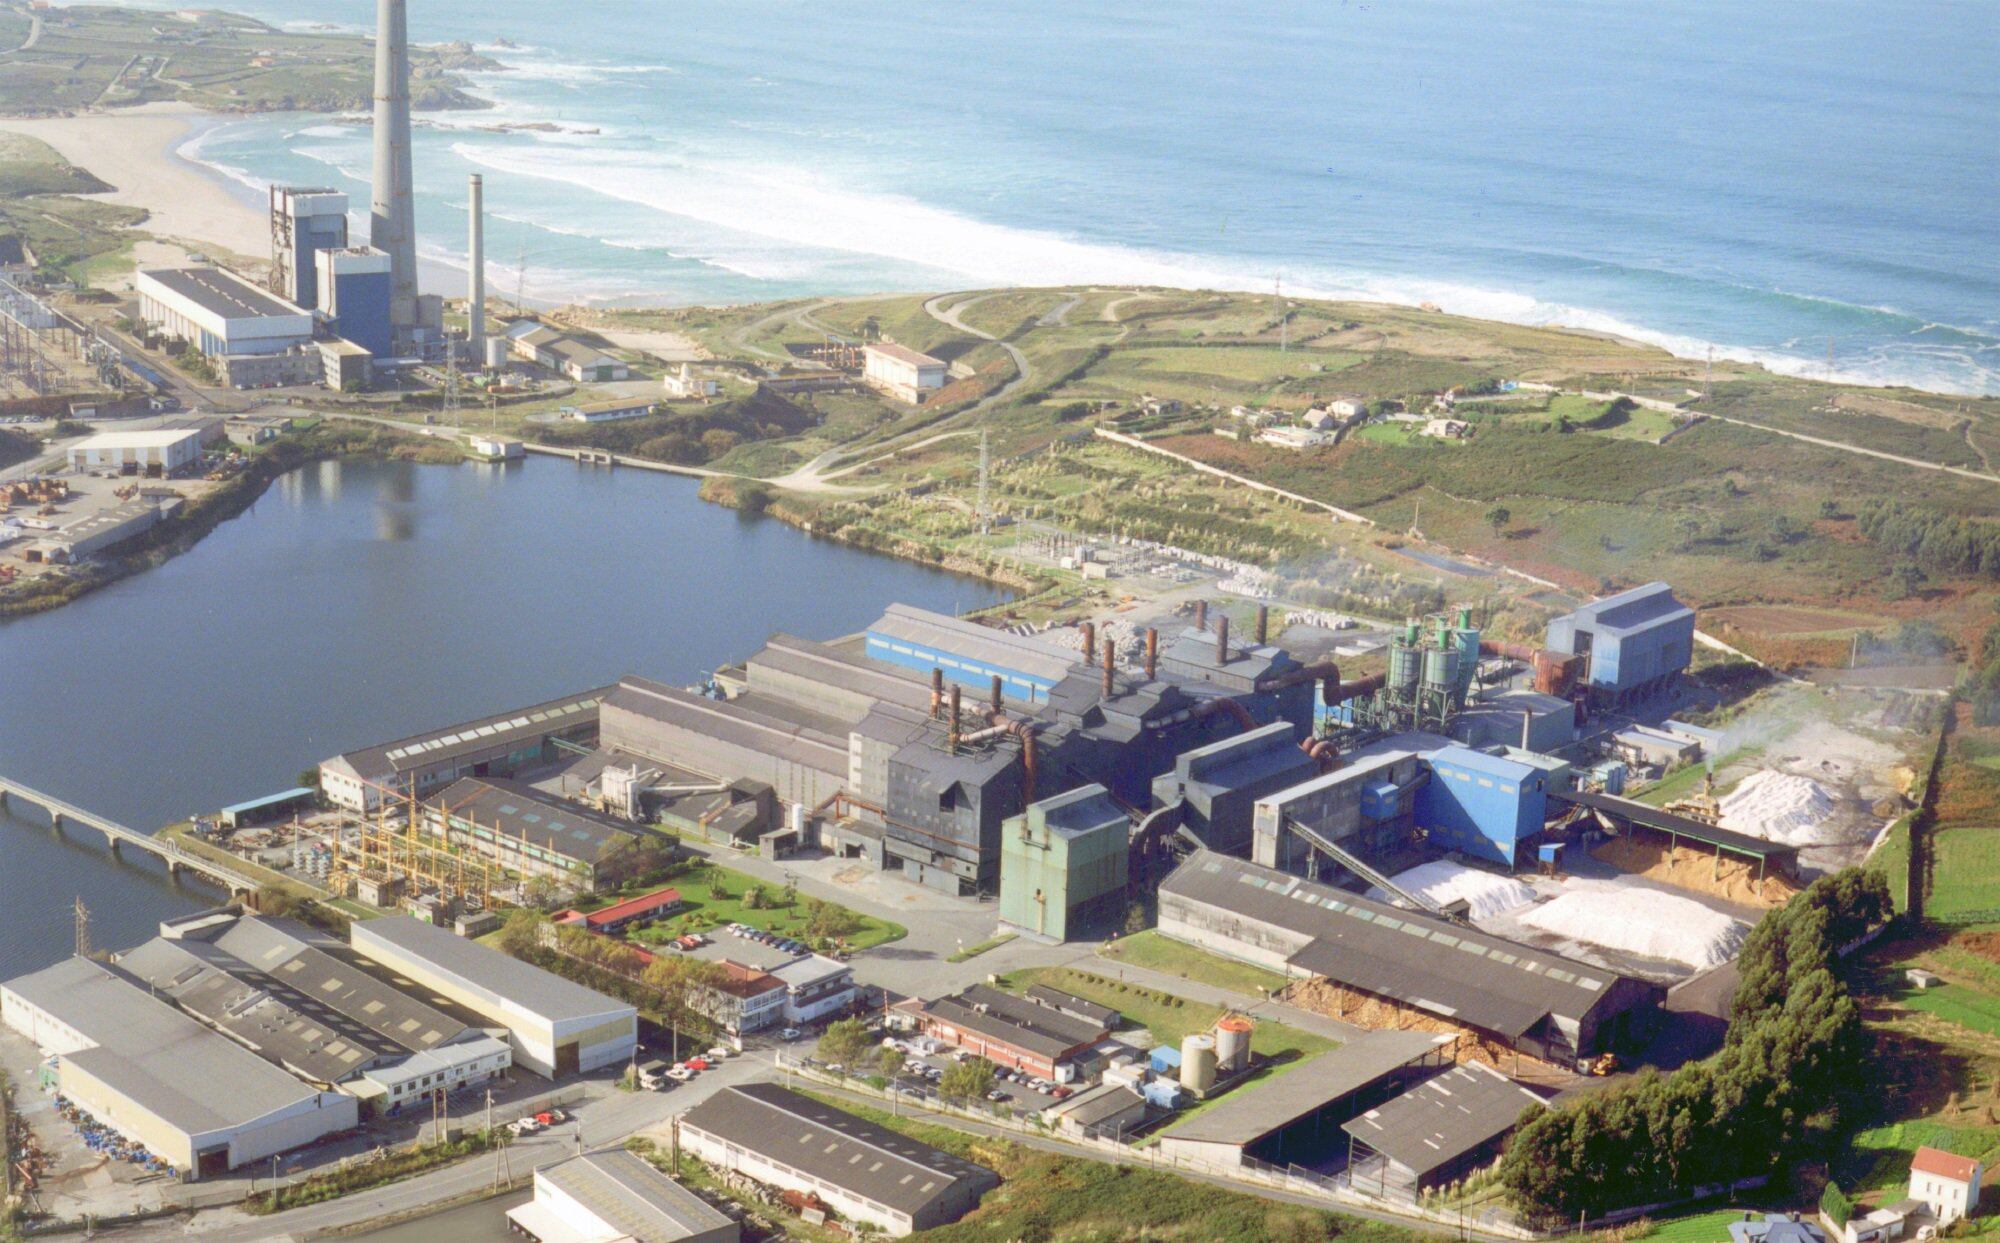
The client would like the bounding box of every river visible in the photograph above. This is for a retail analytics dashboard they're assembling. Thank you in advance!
[0,455,1008,980]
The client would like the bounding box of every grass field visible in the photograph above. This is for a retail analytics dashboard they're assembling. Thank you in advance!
[1641,1209,1774,1243]
[1097,930,1291,996]
[1928,827,2000,924]
[995,965,1334,1063]
[611,862,905,951]
[1901,984,2000,1038]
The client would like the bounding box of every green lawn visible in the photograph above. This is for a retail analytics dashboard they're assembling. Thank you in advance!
[1642,1209,1773,1243]
[613,862,905,951]
[996,965,1334,1062]
[1929,827,2000,923]
[1097,930,1290,997]
[1902,985,2000,1038]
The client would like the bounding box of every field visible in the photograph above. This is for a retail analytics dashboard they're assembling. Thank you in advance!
[0,132,106,196]
[1096,929,1292,996]
[1641,1209,1775,1243]
[994,965,1334,1064]
[608,861,906,951]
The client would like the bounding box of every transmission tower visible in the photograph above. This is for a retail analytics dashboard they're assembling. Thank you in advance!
[74,897,91,959]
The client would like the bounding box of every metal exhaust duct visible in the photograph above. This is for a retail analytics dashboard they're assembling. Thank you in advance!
[990,674,1003,713]
[1194,600,1207,632]
[1081,621,1096,663]
[1101,640,1116,696]
[1256,604,1269,646]
[1145,628,1158,680]
[1216,615,1229,665]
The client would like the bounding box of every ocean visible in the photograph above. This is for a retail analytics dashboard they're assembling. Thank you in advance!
[166,0,1996,394]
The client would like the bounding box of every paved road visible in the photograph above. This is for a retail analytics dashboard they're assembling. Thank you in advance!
[922,292,1033,417]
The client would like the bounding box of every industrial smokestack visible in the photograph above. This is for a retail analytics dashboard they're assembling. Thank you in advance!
[1521,709,1533,752]
[1216,615,1230,665]
[1256,604,1269,646]
[467,173,485,362]
[1102,640,1116,697]
[948,685,962,751]
[990,674,1003,713]
[1145,628,1158,680]
[1081,621,1096,664]
[930,667,944,719]
[1194,600,1208,632]
[370,0,418,333]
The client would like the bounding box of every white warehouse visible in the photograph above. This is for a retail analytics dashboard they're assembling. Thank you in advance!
[136,267,317,388]
[862,342,947,404]
[350,916,636,1078]
[66,428,206,476]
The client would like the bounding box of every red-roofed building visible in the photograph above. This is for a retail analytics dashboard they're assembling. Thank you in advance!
[692,959,788,1041]
[1911,1147,1983,1223]
[554,886,684,935]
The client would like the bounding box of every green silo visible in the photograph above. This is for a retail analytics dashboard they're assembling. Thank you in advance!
[999,784,1130,942]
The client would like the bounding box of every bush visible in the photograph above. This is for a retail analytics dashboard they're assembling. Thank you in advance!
[1821,1182,1854,1228]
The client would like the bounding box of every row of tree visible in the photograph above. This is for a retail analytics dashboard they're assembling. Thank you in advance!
[1499,869,1892,1223]
[1856,500,2000,580]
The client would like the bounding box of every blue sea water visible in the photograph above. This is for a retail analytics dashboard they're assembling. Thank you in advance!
[168,1,1996,394]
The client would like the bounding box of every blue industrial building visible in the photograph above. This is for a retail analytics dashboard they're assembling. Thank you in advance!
[864,604,1078,703]
[315,247,395,360]
[270,186,349,311]
[1545,582,1694,705]
[1416,745,1550,867]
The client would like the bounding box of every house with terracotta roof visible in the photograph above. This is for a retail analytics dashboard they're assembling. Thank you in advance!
[1910,1146,1983,1223]
[692,960,787,1040]
[555,886,684,934]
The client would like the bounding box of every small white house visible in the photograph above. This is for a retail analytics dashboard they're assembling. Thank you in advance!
[1301,408,1336,430]
[1327,396,1367,419]
[863,342,947,404]
[467,435,523,460]
[1423,417,1470,439]
[663,362,719,399]
[1911,1146,1982,1224]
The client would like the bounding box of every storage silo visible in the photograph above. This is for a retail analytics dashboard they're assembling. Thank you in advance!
[1389,643,1421,695]
[1421,646,1459,695]
[1179,1034,1218,1094]
[1214,1015,1253,1073]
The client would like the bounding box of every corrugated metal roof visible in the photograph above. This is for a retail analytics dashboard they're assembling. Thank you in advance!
[868,604,1078,685]
[1341,1061,1545,1177]
[1560,582,1693,636]
[351,916,633,1026]
[1162,1029,1445,1146]
[332,687,610,779]
[1552,789,1798,861]
[536,1147,735,1241]
[606,676,849,776]
[1161,851,1628,1037]
[434,776,639,866]
[866,342,945,368]
[916,984,1106,1061]
[679,1083,997,1217]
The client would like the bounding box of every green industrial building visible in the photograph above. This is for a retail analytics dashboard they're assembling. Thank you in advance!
[999,784,1130,941]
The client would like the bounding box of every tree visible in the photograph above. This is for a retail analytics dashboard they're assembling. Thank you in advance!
[642,956,724,1060]
[1822,1182,1854,1228]
[1819,499,1843,520]
[873,1045,906,1079]
[1485,505,1512,535]
[742,885,766,911]
[1674,515,1703,552]
[938,1058,996,1105]
[816,1017,873,1070]
[802,898,861,941]
[1886,562,1928,600]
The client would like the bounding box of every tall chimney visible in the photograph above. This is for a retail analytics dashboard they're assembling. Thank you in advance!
[948,685,962,751]
[467,173,485,362]
[370,0,418,333]
[1144,628,1158,680]
[930,667,944,719]
[1256,604,1269,646]
[1216,615,1230,665]
[1081,621,1096,664]
[1194,600,1208,632]
[990,673,1003,713]
[1102,640,1116,696]
[1521,709,1534,752]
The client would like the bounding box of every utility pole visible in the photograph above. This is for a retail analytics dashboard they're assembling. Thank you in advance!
[73,897,90,960]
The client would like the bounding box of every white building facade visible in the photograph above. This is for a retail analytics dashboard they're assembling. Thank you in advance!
[863,343,947,403]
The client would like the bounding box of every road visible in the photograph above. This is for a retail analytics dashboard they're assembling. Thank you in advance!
[922,292,1033,418]
[1699,408,2000,485]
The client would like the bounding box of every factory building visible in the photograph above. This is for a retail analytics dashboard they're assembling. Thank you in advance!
[1452,689,1576,755]
[998,783,1130,941]
[24,499,165,564]
[1158,850,1658,1066]
[508,1148,739,1243]
[135,267,318,388]
[901,984,1108,1081]
[1153,721,1319,854]
[350,916,636,1078]
[600,674,850,811]
[0,957,359,1179]
[269,186,349,311]
[864,604,1078,704]
[506,322,629,382]
[1415,744,1552,868]
[1250,738,1439,874]
[678,1084,998,1237]
[314,246,394,359]
[1545,582,1695,705]
[862,342,948,404]
[67,426,205,476]
[115,909,511,1109]
[424,777,651,893]
[1341,1061,1547,1195]
[1156,619,1320,736]
[1154,1030,1447,1172]
[318,687,608,812]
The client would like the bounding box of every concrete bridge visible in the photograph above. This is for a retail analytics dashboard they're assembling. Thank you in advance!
[0,777,257,893]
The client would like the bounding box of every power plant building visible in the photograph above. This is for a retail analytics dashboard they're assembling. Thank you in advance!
[269,186,349,310]
[0,956,358,1180]
[862,342,948,404]
[1545,582,1695,705]
[350,916,636,1078]
[1152,721,1319,855]
[317,686,608,812]
[66,428,205,475]
[998,783,1129,941]
[315,246,395,358]
[1415,744,1552,868]
[135,267,317,388]
[864,604,1078,704]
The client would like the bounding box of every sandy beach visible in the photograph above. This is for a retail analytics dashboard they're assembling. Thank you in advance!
[0,102,269,265]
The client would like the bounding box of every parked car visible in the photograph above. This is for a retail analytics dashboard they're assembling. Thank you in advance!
[780,1027,802,1041]
[705,1046,730,1061]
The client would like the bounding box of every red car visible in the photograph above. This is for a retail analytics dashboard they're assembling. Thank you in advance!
[686,1057,711,1071]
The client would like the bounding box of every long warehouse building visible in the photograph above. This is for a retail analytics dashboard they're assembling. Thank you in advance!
[350,916,635,1078]
[0,957,358,1180]
[135,267,318,388]
[319,686,609,812]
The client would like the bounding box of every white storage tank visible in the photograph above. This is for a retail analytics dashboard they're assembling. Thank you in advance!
[1214,1015,1253,1074]
[1180,1034,1217,1094]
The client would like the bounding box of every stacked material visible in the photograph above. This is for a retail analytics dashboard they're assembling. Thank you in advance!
[1718,770,1839,846]
[1368,860,1538,921]
[1521,884,1747,969]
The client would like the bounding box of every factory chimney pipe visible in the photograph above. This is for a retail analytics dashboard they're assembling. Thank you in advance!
[948,685,962,752]
[1194,600,1208,632]
[466,174,485,362]
[1256,604,1269,646]
[1144,628,1158,680]
[930,667,944,719]
[1101,640,1116,697]
[1081,621,1096,664]
[369,0,417,330]
[1216,615,1230,665]
[990,673,1004,713]
[1521,709,1534,752]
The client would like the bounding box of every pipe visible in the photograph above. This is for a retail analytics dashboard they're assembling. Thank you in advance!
[930,667,944,719]
[1193,600,1208,632]
[1216,615,1230,665]
[1256,604,1269,646]
[1257,660,1340,693]
[1521,708,1534,752]
[948,685,962,752]
[1081,621,1096,664]
[1299,738,1339,771]
[1192,696,1255,732]
[1102,639,1116,697]
[1327,673,1387,703]
[990,673,1004,713]
[1144,628,1158,680]
[1479,638,1537,663]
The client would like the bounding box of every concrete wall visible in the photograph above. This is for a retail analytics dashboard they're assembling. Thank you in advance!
[1156,890,1311,975]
